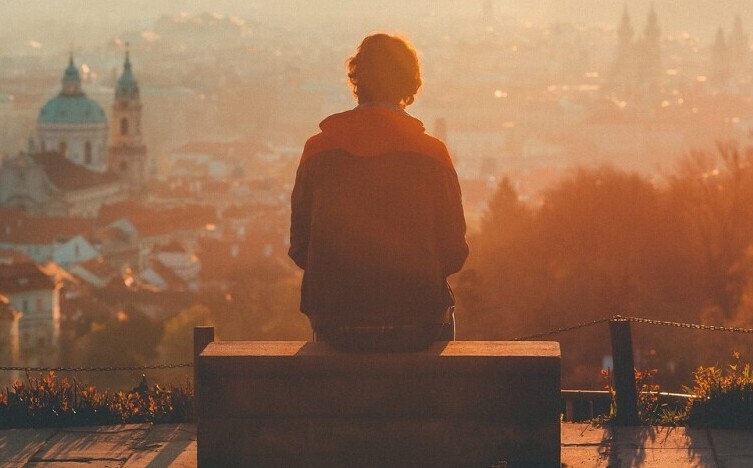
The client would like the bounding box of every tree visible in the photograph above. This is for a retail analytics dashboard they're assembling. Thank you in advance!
[73,307,163,390]
[158,305,213,385]
[213,257,310,341]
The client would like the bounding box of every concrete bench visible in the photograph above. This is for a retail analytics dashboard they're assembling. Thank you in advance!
[195,336,561,468]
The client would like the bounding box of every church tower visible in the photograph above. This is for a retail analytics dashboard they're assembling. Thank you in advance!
[639,3,662,81]
[617,5,634,57]
[611,5,637,93]
[109,48,147,193]
[711,27,731,85]
[728,14,750,76]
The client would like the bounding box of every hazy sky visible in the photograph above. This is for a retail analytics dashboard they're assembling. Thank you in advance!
[1,1,752,41]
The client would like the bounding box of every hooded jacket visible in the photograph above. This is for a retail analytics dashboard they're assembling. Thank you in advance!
[289,105,468,330]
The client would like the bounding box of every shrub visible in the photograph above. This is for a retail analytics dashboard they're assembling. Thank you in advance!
[685,353,753,429]
[0,372,194,428]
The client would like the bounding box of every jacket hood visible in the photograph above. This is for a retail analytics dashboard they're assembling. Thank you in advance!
[302,106,452,168]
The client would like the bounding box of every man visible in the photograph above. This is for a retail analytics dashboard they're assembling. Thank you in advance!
[289,33,468,352]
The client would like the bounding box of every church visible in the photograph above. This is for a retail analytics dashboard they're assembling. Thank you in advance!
[0,50,148,217]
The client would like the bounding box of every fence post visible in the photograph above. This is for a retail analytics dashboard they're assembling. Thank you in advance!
[609,317,639,425]
[193,326,215,413]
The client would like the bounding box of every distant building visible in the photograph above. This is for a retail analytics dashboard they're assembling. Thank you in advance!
[109,49,148,194]
[0,255,60,367]
[0,151,123,217]
[37,55,108,173]
[610,5,662,99]
[0,291,22,371]
[710,15,751,85]
[0,51,148,216]
[0,209,99,266]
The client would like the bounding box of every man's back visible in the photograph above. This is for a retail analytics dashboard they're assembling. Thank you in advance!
[289,34,468,351]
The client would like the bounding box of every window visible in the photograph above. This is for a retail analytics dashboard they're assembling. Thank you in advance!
[84,141,92,164]
[59,141,67,155]
[121,118,129,136]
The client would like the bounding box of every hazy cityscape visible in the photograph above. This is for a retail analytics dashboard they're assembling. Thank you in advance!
[2,1,753,391]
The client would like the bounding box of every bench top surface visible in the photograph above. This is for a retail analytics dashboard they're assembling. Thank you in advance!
[200,340,560,358]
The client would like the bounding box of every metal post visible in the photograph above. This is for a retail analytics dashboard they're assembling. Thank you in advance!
[609,318,639,425]
[193,326,215,413]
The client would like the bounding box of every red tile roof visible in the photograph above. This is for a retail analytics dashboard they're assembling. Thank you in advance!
[0,211,96,244]
[0,263,55,294]
[31,152,120,191]
[98,202,218,237]
[0,249,34,265]
[172,139,268,159]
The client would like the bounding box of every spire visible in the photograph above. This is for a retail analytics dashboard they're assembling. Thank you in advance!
[643,3,660,42]
[713,27,727,51]
[115,43,139,100]
[61,52,82,96]
[482,0,494,19]
[729,14,749,60]
[618,5,634,44]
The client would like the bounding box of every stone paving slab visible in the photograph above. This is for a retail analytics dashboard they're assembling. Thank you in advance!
[0,428,57,463]
[610,426,718,467]
[28,424,150,466]
[709,428,753,468]
[612,448,715,468]
[612,426,712,450]
[123,423,197,467]
[2,423,753,467]
[561,424,613,467]
[561,446,612,467]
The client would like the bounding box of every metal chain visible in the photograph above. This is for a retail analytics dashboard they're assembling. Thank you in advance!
[512,317,613,341]
[0,316,750,368]
[622,316,753,334]
[512,314,753,341]
[0,363,193,372]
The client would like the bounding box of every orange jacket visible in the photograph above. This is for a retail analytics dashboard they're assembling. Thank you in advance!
[289,105,468,330]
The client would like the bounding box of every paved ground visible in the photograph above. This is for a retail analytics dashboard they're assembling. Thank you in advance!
[1,422,752,467]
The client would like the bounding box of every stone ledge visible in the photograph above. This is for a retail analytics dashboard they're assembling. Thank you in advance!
[196,340,561,467]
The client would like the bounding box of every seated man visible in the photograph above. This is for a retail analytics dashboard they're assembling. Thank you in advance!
[289,33,468,352]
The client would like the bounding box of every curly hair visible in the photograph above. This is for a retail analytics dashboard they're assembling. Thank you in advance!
[347,33,422,107]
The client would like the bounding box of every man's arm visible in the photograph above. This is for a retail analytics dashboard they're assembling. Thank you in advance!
[437,169,469,276]
[289,160,311,269]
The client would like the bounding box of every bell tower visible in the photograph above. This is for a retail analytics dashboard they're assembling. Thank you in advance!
[109,46,147,193]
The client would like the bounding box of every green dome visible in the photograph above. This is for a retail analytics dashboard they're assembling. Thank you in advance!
[37,55,107,125]
[37,95,107,124]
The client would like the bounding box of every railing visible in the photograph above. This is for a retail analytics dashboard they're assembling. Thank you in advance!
[517,315,753,424]
[2,316,752,425]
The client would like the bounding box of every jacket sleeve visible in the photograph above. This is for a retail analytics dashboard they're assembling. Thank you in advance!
[437,168,469,276]
[288,159,311,269]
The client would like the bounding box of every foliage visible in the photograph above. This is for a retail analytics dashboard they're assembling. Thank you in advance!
[457,147,753,390]
[212,257,310,341]
[157,305,213,384]
[593,354,753,428]
[596,367,672,426]
[0,371,194,428]
[685,353,753,429]
[72,306,164,389]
